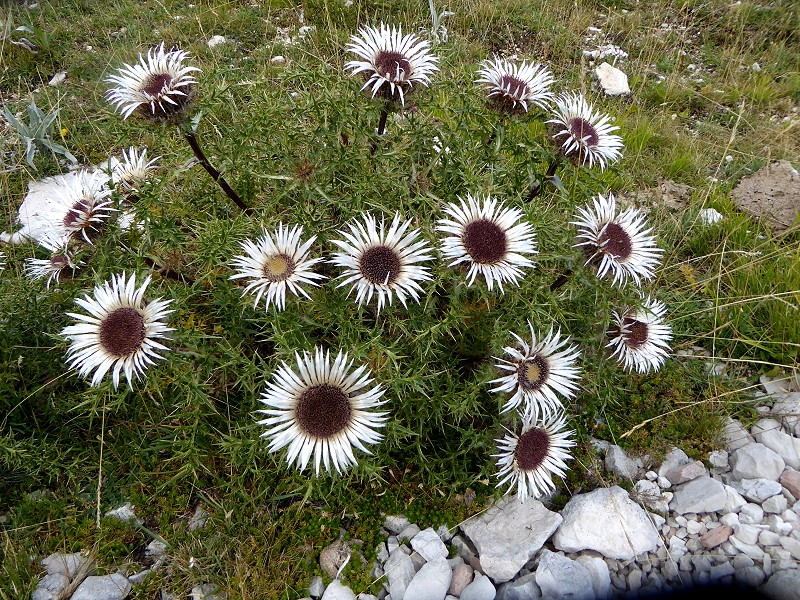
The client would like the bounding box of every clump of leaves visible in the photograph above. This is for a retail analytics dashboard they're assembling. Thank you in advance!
[3,101,77,169]
[0,12,53,54]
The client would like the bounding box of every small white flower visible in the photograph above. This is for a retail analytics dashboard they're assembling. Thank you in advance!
[258,347,389,475]
[106,43,200,119]
[494,411,576,502]
[102,147,160,191]
[61,272,174,389]
[607,296,672,374]
[437,194,537,292]
[345,23,439,105]
[330,213,433,314]
[490,324,581,420]
[229,224,326,311]
[476,57,555,114]
[572,193,663,287]
[547,92,623,170]
[24,235,81,289]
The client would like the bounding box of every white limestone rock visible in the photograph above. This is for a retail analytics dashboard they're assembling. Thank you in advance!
[752,419,800,470]
[535,550,596,600]
[709,561,735,580]
[403,558,452,600]
[411,527,448,563]
[104,502,142,526]
[31,573,70,600]
[722,418,754,451]
[760,569,800,600]
[593,62,630,96]
[736,566,766,588]
[763,495,789,514]
[761,374,798,396]
[321,581,356,600]
[723,485,748,513]
[553,486,659,560]
[731,443,785,481]
[574,554,612,599]
[668,476,727,514]
[70,574,132,600]
[309,576,325,598]
[708,450,730,469]
[657,448,690,479]
[738,503,764,524]
[383,515,411,535]
[771,392,800,436]
[664,460,707,485]
[384,548,416,600]
[496,572,541,600]
[734,478,784,503]
[699,208,724,225]
[398,524,421,541]
[40,552,93,577]
[461,496,562,583]
[779,536,800,560]
[634,480,670,513]
[604,445,641,479]
[459,573,496,600]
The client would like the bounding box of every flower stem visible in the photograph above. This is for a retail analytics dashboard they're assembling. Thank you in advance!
[527,159,560,202]
[376,106,389,136]
[549,269,573,292]
[183,131,252,215]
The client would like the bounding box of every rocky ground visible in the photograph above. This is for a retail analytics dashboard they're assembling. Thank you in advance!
[305,372,800,600]
[29,373,800,600]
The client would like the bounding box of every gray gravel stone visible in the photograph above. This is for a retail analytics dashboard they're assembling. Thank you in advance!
[411,528,448,563]
[31,573,70,600]
[574,554,612,599]
[398,524,421,541]
[709,561,735,580]
[739,503,765,524]
[669,476,727,514]
[535,550,595,600]
[383,515,411,535]
[658,448,690,479]
[605,445,641,479]
[736,566,766,588]
[496,572,541,600]
[664,460,707,485]
[760,569,800,600]
[708,450,730,469]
